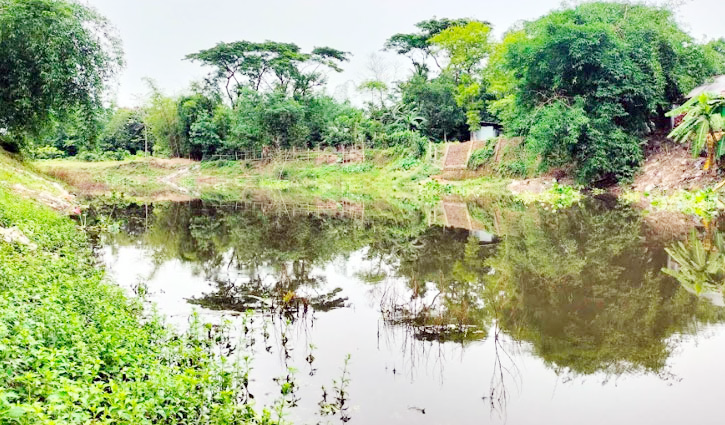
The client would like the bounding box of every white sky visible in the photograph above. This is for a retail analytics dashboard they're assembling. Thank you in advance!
[81,0,725,107]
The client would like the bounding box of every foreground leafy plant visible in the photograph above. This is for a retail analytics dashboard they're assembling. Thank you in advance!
[517,183,582,211]
[0,188,274,424]
[667,93,725,171]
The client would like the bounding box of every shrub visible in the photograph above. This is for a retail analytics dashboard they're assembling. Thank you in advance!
[76,151,100,162]
[341,163,373,174]
[467,140,496,170]
[29,145,65,160]
[492,2,719,184]
[393,157,420,171]
[0,188,268,424]
[383,130,428,158]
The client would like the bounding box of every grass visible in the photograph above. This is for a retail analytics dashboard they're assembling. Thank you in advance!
[0,157,278,423]
[35,149,512,205]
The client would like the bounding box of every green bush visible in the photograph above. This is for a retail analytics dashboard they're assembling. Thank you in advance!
[393,157,420,171]
[497,160,528,177]
[0,188,271,424]
[341,162,373,174]
[76,150,130,162]
[467,141,496,170]
[383,130,428,158]
[76,151,100,162]
[492,2,721,184]
[29,145,66,160]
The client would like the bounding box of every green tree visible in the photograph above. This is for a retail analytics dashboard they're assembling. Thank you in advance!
[490,2,724,184]
[189,113,221,159]
[399,73,469,141]
[177,92,218,159]
[185,41,349,105]
[260,93,308,149]
[0,0,123,151]
[384,18,480,73]
[99,108,147,155]
[429,21,493,133]
[358,80,388,109]
[144,82,183,157]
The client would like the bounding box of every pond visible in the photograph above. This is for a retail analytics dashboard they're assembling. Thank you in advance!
[88,196,725,424]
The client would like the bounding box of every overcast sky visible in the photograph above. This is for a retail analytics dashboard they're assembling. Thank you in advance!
[81,0,725,107]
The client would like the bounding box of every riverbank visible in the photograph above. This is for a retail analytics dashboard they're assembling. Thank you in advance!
[0,153,272,423]
[35,149,510,203]
[33,144,725,221]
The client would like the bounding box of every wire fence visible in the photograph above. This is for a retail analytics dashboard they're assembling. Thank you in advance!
[202,146,365,164]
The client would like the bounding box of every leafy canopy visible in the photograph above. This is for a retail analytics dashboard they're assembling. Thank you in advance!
[429,21,493,132]
[384,18,485,73]
[0,0,123,149]
[490,2,724,184]
[185,41,349,105]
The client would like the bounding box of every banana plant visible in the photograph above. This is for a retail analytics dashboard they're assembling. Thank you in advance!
[663,230,725,297]
[667,93,725,171]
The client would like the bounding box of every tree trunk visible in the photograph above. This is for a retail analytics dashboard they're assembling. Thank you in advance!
[705,133,716,171]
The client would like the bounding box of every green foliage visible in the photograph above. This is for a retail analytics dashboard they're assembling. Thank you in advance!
[261,93,309,149]
[467,141,496,170]
[399,73,469,141]
[185,40,349,103]
[383,130,428,158]
[144,81,183,157]
[384,18,482,73]
[491,2,723,184]
[393,157,420,171]
[650,188,725,219]
[429,21,493,133]
[99,108,148,155]
[190,113,222,159]
[28,145,65,160]
[76,150,131,162]
[0,0,123,149]
[419,179,455,201]
[517,182,583,210]
[0,188,275,424]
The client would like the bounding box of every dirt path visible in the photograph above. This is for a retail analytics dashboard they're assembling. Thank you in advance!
[160,164,200,197]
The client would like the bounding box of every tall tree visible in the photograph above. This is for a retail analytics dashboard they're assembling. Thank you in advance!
[489,2,725,184]
[429,21,493,132]
[384,18,482,73]
[0,0,123,150]
[185,41,349,105]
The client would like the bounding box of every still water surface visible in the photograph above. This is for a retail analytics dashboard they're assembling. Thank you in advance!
[91,198,725,424]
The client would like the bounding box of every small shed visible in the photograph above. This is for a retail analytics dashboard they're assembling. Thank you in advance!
[687,75,725,98]
[470,122,503,141]
[671,75,725,128]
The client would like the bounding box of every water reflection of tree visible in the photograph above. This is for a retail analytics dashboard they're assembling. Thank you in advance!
[487,200,725,377]
[367,226,496,343]
[96,198,725,379]
[98,200,426,312]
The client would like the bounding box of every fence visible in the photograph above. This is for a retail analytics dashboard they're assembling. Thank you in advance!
[202,146,365,164]
[207,198,367,221]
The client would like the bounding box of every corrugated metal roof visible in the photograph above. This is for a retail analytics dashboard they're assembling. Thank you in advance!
[687,75,725,98]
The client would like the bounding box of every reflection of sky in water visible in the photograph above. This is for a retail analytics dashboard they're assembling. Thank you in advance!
[102,240,725,425]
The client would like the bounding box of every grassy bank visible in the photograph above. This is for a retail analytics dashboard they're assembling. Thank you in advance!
[35,149,510,204]
[0,158,273,423]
